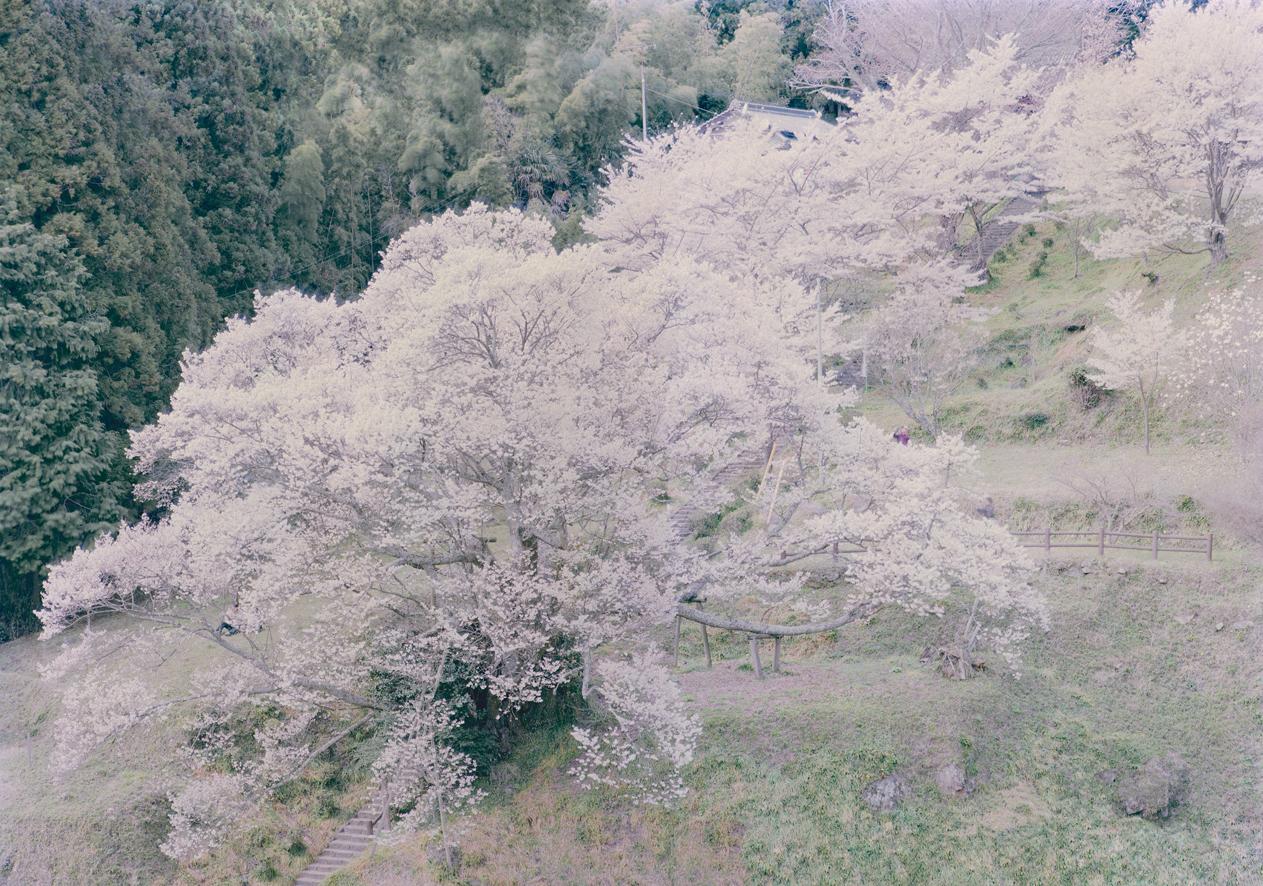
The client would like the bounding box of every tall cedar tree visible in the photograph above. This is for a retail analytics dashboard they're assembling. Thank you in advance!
[0,194,123,639]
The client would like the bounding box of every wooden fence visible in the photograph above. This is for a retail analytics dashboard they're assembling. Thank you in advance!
[1011,527,1213,561]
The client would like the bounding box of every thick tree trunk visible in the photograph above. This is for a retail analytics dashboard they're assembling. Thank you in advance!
[1208,228,1228,264]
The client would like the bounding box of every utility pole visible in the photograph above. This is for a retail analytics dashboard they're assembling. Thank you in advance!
[815,282,824,387]
[641,65,648,141]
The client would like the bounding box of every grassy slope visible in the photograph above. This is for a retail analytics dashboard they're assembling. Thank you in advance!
[858,218,1263,449]
[0,616,373,885]
[342,565,1261,885]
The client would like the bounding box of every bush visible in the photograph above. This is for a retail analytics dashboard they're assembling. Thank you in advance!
[1042,237,1054,248]
[1019,412,1050,431]
[1068,367,1106,410]
[1028,251,1049,279]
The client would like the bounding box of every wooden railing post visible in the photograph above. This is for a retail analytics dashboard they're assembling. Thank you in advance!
[1207,533,1214,562]
[673,615,682,666]
[1044,526,1051,553]
[1152,530,1159,560]
[1098,525,1106,556]
[749,636,764,679]
[772,636,782,673]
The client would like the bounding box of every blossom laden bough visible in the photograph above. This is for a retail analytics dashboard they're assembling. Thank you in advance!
[39,186,1044,858]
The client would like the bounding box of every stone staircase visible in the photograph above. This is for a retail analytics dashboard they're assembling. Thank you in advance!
[667,440,780,540]
[294,804,379,885]
[967,190,1046,272]
[295,775,407,885]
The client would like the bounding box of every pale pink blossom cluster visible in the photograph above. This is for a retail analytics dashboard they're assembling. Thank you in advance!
[1041,1,1263,264]
[1172,277,1263,427]
[1086,291,1175,453]
[570,655,701,805]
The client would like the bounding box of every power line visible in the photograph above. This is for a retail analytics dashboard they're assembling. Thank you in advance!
[643,84,727,123]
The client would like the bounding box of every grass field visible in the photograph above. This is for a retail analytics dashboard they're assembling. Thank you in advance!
[336,564,1262,885]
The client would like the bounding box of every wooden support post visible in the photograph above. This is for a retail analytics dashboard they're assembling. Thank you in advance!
[1098,525,1106,556]
[1152,530,1159,560]
[759,440,779,489]
[773,636,782,673]
[749,635,764,679]
[698,600,711,668]
[1207,533,1214,563]
[1044,526,1051,553]
[765,460,787,523]
[832,540,839,561]
[673,615,682,666]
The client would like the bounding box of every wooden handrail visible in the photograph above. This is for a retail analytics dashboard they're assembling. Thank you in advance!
[1012,526,1212,561]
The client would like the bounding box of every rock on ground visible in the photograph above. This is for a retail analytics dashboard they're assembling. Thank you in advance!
[861,773,911,812]
[1117,753,1189,819]
[934,763,968,797]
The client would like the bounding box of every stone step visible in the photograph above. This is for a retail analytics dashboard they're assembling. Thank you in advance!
[300,865,343,877]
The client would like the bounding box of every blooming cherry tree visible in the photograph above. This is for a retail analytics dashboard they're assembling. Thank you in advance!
[40,190,1045,859]
[1173,276,1263,434]
[863,263,985,436]
[793,0,1120,99]
[1047,0,1263,264]
[1086,291,1175,454]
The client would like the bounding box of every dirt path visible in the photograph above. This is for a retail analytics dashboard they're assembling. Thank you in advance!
[966,442,1241,503]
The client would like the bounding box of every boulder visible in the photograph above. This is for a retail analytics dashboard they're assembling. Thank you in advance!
[861,773,911,812]
[934,763,968,797]
[1117,753,1189,819]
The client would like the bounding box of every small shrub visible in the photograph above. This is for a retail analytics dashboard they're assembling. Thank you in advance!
[1020,412,1050,431]
[287,838,308,857]
[1069,367,1106,410]
[1028,251,1049,279]
[258,862,280,882]
[247,827,272,850]
[1042,237,1054,248]
[317,797,341,819]
[1141,270,1160,286]
[696,501,741,538]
